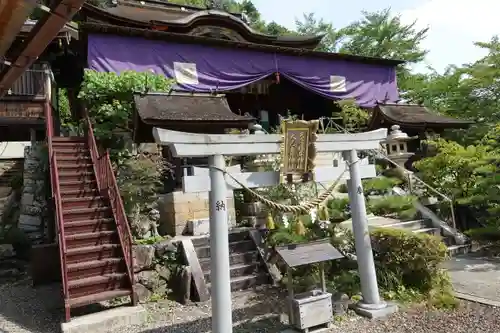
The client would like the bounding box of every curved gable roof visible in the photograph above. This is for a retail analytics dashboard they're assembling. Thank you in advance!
[81,1,323,49]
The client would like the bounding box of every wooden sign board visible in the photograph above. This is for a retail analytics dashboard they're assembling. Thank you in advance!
[0,102,44,118]
[280,120,319,183]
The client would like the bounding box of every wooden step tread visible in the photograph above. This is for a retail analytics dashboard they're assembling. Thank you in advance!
[59,171,94,176]
[68,273,127,289]
[59,180,96,185]
[62,196,104,203]
[52,136,86,142]
[65,218,114,227]
[66,244,121,255]
[65,230,116,240]
[57,156,91,160]
[58,163,93,168]
[64,207,110,214]
[67,258,124,271]
[68,289,131,308]
[60,189,99,196]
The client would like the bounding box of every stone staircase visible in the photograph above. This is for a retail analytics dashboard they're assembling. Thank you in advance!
[192,229,270,292]
[365,216,471,256]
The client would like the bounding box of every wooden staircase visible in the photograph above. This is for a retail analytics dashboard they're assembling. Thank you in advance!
[193,229,270,293]
[51,136,135,320]
[45,108,136,321]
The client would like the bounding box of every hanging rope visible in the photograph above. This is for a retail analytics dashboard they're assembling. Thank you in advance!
[210,159,357,214]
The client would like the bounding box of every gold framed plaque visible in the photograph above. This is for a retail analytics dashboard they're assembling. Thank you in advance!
[280,119,319,183]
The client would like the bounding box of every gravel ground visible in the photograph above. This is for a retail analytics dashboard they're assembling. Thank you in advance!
[2,280,500,333]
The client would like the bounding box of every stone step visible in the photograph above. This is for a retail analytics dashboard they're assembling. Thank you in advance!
[195,239,255,259]
[207,273,269,293]
[413,227,441,236]
[191,229,250,247]
[204,262,261,283]
[376,219,428,231]
[199,251,259,271]
[447,244,472,256]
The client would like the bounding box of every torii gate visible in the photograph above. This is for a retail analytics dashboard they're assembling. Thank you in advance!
[153,127,397,332]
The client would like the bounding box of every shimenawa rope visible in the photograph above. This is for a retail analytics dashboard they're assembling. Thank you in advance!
[210,158,359,214]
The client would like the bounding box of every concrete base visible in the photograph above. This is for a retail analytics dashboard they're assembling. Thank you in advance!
[61,306,147,333]
[353,301,399,319]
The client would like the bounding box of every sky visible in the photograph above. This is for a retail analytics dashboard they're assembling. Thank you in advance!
[251,0,500,73]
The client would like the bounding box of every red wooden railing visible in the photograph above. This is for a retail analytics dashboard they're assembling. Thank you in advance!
[83,112,135,294]
[44,100,69,308]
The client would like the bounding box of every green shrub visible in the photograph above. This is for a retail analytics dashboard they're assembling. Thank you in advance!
[270,224,455,308]
[370,228,448,293]
[363,176,402,196]
[326,198,351,222]
[368,195,417,220]
[465,227,500,243]
[338,177,402,195]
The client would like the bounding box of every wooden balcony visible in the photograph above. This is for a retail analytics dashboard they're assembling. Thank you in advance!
[0,63,47,100]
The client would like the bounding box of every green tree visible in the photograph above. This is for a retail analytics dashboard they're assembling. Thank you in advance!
[78,70,174,166]
[295,13,345,52]
[403,37,500,145]
[415,138,500,225]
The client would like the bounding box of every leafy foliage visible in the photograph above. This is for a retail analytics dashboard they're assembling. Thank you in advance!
[336,99,370,132]
[266,218,455,308]
[415,138,500,225]
[78,70,174,166]
[368,196,417,221]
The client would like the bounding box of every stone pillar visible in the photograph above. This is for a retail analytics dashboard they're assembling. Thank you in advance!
[18,144,48,243]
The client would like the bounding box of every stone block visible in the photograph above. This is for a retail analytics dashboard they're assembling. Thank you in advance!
[186,218,210,236]
[158,191,237,236]
[61,305,147,333]
[132,245,155,273]
[21,204,42,216]
[19,214,41,227]
[21,193,34,206]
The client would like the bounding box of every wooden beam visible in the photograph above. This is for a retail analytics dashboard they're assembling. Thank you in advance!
[0,0,39,57]
[248,230,282,286]
[0,0,86,96]
[153,127,388,158]
[180,239,210,302]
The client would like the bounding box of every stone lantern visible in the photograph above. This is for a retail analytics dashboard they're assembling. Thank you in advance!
[383,125,417,178]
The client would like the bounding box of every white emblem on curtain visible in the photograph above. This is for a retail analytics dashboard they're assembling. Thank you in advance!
[329,75,347,92]
[174,62,199,85]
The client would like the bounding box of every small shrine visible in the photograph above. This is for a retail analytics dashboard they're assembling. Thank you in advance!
[274,239,345,332]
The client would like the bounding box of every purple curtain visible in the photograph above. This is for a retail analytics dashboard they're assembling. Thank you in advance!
[88,34,399,107]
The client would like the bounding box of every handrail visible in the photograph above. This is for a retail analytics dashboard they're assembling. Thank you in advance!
[83,112,135,292]
[44,100,69,304]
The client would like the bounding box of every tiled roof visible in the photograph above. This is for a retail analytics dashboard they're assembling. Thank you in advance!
[373,103,473,128]
[134,93,254,123]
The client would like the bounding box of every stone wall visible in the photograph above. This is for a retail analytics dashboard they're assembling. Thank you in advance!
[132,238,179,303]
[158,191,236,236]
[18,144,48,244]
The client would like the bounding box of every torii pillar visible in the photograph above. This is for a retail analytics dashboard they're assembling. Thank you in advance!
[153,127,398,332]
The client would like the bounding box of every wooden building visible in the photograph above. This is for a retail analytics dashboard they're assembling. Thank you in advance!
[369,102,473,153]
[54,0,402,131]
